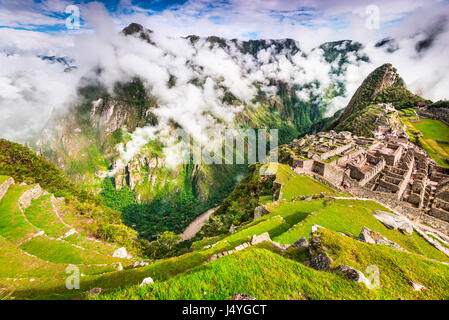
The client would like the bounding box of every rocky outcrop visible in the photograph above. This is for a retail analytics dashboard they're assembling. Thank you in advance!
[112,247,132,259]
[334,265,371,287]
[232,294,257,300]
[291,236,309,248]
[0,177,14,202]
[18,184,44,209]
[140,277,154,287]
[132,261,150,268]
[310,252,332,271]
[357,226,403,250]
[87,287,102,297]
[251,232,271,245]
[253,205,269,220]
[408,280,426,291]
[372,210,413,235]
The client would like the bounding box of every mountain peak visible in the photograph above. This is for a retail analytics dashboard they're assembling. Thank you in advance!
[332,63,431,134]
[337,63,400,124]
[122,23,153,43]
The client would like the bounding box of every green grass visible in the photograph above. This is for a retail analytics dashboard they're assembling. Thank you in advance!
[319,228,449,299]
[273,199,449,263]
[18,235,124,265]
[64,233,117,256]
[258,195,273,205]
[96,229,449,300]
[0,233,121,300]
[401,117,449,167]
[282,175,335,201]
[95,246,376,300]
[24,195,70,238]
[0,185,40,244]
[224,215,290,244]
[267,199,328,225]
[413,119,449,166]
[191,235,223,251]
[261,163,295,185]
[0,175,9,185]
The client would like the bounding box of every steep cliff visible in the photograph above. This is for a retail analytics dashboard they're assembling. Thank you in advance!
[333,63,430,133]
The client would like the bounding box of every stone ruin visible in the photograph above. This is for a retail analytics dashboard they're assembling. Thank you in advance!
[282,127,449,229]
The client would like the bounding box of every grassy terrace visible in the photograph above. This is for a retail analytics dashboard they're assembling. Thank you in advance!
[97,246,376,300]
[97,229,449,300]
[24,195,70,238]
[261,163,295,185]
[282,175,336,201]
[273,199,449,263]
[64,233,117,256]
[3,151,449,300]
[0,233,120,300]
[400,109,449,167]
[18,235,124,265]
[0,175,9,185]
[0,184,40,244]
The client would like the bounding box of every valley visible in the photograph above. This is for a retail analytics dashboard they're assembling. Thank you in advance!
[1,6,449,302]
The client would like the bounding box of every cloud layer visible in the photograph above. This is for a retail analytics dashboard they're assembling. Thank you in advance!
[0,0,448,149]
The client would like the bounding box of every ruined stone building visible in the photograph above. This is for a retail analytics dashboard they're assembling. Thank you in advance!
[283,129,449,224]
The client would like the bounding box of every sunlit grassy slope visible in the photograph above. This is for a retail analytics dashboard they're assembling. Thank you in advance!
[282,175,336,200]
[98,229,449,300]
[2,149,449,300]
[399,109,449,167]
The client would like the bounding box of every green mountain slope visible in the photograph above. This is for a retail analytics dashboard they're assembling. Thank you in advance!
[0,139,138,250]
[333,63,430,133]
[29,26,371,240]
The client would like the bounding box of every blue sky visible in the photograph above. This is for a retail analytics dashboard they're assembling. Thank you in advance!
[1,0,449,48]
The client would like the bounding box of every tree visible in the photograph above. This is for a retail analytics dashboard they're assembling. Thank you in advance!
[156,231,182,249]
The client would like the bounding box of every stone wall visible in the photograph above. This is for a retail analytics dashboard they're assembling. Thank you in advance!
[320,143,353,161]
[349,186,449,236]
[430,207,449,223]
[293,158,314,171]
[0,177,14,202]
[348,164,365,181]
[359,158,385,187]
[397,156,415,200]
[323,165,345,187]
[334,148,364,166]
[18,184,44,209]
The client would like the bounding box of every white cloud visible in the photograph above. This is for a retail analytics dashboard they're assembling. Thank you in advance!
[0,0,448,161]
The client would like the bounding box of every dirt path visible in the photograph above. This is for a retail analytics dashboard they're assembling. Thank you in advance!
[179,206,219,241]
